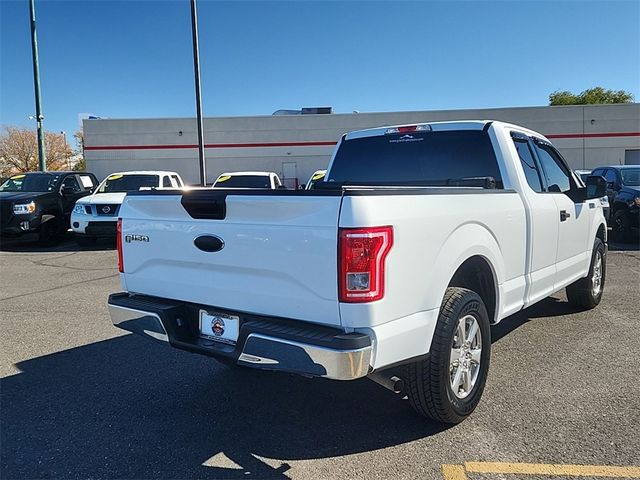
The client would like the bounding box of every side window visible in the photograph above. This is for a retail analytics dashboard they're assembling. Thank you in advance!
[534,143,571,193]
[162,176,172,188]
[171,175,182,187]
[61,175,81,193]
[604,169,617,184]
[513,138,543,193]
[79,175,95,190]
[273,176,281,187]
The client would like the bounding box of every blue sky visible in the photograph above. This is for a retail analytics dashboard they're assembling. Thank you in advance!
[1,0,639,146]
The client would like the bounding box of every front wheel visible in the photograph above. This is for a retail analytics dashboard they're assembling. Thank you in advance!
[612,210,632,243]
[566,237,606,309]
[37,218,60,246]
[75,234,97,247]
[405,287,491,424]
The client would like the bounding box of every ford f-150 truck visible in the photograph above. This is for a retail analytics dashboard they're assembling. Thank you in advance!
[108,121,608,424]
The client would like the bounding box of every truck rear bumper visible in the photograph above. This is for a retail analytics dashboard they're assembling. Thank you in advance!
[108,293,372,380]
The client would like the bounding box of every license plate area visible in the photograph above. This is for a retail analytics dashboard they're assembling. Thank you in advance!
[199,310,239,345]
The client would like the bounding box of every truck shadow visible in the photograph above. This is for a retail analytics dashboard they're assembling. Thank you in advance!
[1,335,446,479]
[1,295,596,479]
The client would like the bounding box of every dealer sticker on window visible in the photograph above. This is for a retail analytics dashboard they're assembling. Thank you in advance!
[199,310,239,345]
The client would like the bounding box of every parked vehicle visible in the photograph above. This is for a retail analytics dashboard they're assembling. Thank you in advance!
[0,171,98,244]
[71,171,184,246]
[108,121,608,424]
[575,169,610,220]
[589,166,639,242]
[212,171,283,189]
[305,169,327,189]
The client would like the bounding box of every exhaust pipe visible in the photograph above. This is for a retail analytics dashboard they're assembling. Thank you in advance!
[368,372,404,394]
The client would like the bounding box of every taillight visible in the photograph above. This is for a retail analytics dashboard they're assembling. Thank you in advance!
[117,218,124,273]
[339,226,393,303]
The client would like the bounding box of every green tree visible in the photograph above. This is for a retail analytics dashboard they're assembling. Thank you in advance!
[549,87,635,106]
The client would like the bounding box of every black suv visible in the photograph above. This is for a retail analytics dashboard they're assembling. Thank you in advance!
[0,171,98,245]
[591,165,640,242]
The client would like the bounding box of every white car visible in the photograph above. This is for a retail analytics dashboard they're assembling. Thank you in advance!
[108,121,608,424]
[71,170,184,246]
[212,171,283,189]
[305,169,327,189]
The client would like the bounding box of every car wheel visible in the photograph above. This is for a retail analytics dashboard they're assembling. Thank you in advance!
[404,287,490,424]
[75,234,97,247]
[612,209,631,243]
[37,218,60,246]
[566,237,606,309]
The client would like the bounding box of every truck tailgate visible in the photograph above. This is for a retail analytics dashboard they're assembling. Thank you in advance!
[119,191,343,327]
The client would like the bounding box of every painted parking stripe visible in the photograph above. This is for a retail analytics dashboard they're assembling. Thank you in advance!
[441,462,640,479]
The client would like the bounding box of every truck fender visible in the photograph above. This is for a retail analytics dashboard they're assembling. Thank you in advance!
[426,222,504,322]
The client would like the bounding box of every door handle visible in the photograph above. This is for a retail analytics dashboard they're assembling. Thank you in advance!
[560,210,571,222]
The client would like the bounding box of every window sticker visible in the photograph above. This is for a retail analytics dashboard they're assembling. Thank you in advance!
[107,174,124,180]
[217,175,231,182]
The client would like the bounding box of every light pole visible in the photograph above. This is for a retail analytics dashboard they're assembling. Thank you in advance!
[190,0,207,186]
[61,131,70,169]
[28,0,46,171]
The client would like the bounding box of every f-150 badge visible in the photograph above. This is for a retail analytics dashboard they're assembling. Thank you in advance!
[124,234,149,243]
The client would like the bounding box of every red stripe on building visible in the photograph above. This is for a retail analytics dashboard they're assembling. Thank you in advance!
[83,132,640,151]
[84,141,337,151]
[545,132,640,139]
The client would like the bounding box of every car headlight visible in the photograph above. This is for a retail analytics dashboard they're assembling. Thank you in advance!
[73,203,86,214]
[634,197,640,207]
[13,201,36,214]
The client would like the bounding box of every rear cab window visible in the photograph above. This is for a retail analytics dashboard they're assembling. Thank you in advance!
[214,175,272,188]
[327,130,503,188]
[512,136,543,193]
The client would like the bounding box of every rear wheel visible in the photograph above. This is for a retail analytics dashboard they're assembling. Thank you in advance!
[566,237,606,309]
[405,287,490,424]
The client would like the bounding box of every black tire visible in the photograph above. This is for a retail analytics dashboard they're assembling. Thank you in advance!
[612,209,631,243]
[37,218,60,246]
[566,237,606,309]
[405,287,491,424]
[75,234,97,247]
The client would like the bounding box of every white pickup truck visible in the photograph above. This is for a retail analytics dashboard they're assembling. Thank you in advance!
[72,170,184,245]
[108,121,608,424]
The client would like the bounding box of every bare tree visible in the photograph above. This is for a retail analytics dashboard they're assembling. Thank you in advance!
[0,126,72,176]
[72,130,86,171]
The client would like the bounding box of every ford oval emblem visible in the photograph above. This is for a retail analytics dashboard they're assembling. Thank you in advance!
[194,235,225,252]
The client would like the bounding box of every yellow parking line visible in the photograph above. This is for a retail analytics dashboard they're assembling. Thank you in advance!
[441,464,468,480]
[464,461,640,478]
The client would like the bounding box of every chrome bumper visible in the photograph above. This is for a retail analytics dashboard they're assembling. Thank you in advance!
[108,301,372,381]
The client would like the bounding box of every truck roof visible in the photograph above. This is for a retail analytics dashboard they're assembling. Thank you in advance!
[344,120,551,144]
[107,170,180,176]
[217,171,276,177]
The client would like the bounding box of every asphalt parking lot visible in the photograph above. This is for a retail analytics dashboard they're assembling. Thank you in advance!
[1,234,639,480]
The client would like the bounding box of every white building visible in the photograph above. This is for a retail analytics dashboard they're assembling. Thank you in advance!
[84,103,640,186]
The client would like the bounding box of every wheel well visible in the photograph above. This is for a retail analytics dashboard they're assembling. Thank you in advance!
[448,256,497,323]
[596,223,606,243]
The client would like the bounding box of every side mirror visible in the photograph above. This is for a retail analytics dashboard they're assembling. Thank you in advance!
[585,175,607,200]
